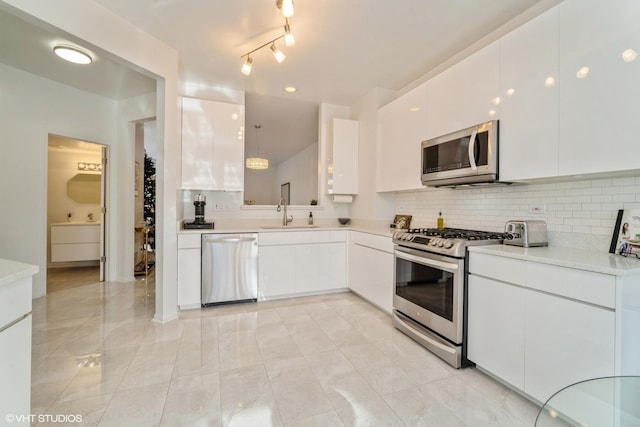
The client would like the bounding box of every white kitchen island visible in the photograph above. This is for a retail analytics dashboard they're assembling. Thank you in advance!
[467,245,640,406]
[0,259,38,424]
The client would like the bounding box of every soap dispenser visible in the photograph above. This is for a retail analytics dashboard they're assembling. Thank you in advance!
[437,211,444,230]
[308,211,314,225]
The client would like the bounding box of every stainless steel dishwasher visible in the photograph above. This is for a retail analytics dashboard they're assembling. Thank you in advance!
[201,233,258,306]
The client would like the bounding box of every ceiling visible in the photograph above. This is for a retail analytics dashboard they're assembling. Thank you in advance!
[1,0,554,105]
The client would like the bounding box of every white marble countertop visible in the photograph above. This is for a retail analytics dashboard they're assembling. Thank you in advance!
[468,244,640,277]
[0,259,39,287]
[177,221,395,238]
[51,221,101,226]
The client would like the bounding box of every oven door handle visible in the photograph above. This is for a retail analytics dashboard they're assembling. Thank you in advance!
[395,248,459,273]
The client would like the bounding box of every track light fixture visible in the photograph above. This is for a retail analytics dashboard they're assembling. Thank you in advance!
[241,56,253,76]
[270,43,286,63]
[277,0,294,18]
[239,2,297,75]
[284,19,295,47]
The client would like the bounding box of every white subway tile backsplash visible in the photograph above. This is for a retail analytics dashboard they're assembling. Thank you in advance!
[395,174,640,252]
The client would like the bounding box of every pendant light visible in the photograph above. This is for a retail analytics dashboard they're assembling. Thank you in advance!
[246,125,269,170]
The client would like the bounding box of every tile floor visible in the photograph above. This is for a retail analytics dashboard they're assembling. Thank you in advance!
[31,271,541,426]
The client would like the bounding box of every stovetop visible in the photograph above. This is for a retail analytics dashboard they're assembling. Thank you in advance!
[393,227,506,258]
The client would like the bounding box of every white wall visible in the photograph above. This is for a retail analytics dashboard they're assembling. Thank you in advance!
[349,88,397,224]
[396,176,640,251]
[0,63,117,297]
[244,168,278,205]
[2,0,180,322]
[276,142,319,206]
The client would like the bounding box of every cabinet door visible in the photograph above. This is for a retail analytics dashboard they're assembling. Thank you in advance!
[330,119,358,195]
[376,82,427,192]
[457,41,500,129]
[525,291,615,403]
[0,315,31,419]
[181,97,215,189]
[499,7,559,181]
[258,246,296,299]
[467,275,525,390]
[211,101,244,191]
[348,242,393,313]
[178,248,201,308]
[295,244,333,293]
[558,0,640,176]
[426,66,460,139]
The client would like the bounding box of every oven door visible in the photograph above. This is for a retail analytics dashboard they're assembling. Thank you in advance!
[393,246,464,344]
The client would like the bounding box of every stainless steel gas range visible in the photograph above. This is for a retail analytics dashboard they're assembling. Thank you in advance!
[392,227,506,368]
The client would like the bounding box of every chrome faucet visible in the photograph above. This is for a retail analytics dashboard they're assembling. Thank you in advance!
[276,198,293,226]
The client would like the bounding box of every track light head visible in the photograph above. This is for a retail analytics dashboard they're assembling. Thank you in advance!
[284,21,295,47]
[270,43,286,63]
[277,0,294,18]
[241,56,253,75]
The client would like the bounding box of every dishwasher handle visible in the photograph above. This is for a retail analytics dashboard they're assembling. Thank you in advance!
[203,236,257,244]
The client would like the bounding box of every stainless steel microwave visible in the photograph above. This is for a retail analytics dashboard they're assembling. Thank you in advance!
[421,120,499,187]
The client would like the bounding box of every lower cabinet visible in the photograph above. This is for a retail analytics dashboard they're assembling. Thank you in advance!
[468,251,616,404]
[258,231,347,300]
[524,290,614,402]
[177,234,202,309]
[468,275,525,390]
[348,231,393,313]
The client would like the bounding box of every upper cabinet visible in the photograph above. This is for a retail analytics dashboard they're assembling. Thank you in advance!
[499,6,560,181]
[328,118,359,195]
[558,0,640,176]
[376,82,427,192]
[181,97,244,191]
[426,41,500,140]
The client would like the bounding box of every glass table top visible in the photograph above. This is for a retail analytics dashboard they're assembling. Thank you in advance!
[536,376,640,426]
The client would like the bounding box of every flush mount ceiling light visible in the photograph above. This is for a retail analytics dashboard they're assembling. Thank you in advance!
[53,45,92,65]
[284,86,297,93]
[239,3,296,75]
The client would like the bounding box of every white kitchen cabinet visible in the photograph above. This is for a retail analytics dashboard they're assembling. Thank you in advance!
[348,231,393,313]
[177,234,201,309]
[258,230,347,300]
[258,245,296,298]
[376,82,427,192]
[467,275,525,390]
[499,6,560,181]
[0,260,37,421]
[50,223,100,262]
[558,0,640,176]
[328,118,359,195]
[525,290,615,403]
[468,251,617,404]
[426,42,500,140]
[181,97,244,190]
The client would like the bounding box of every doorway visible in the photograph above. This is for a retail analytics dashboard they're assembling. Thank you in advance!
[47,135,108,292]
[134,120,156,278]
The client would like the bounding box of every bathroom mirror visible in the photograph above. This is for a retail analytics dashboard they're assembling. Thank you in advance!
[67,173,101,204]
[243,93,319,206]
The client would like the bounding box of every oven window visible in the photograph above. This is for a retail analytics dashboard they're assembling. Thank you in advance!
[395,257,454,321]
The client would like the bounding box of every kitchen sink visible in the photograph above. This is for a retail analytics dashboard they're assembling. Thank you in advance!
[260,225,318,229]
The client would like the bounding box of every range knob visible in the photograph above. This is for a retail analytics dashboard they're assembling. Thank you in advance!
[430,239,438,246]
[438,240,444,247]
[444,239,454,249]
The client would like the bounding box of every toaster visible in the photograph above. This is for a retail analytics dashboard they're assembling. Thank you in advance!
[504,220,548,247]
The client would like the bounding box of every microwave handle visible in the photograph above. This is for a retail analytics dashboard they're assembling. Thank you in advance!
[467,129,478,171]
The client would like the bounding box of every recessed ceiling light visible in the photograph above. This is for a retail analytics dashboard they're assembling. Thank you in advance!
[284,86,297,93]
[53,45,92,65]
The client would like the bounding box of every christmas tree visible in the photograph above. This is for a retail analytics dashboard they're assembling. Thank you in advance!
[143,150,155,251]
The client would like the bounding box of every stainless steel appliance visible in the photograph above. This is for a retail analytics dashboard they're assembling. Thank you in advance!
[201,233,258,306]
[421,120,499,187]
[504,220,548,247]
[392,227,505,367]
